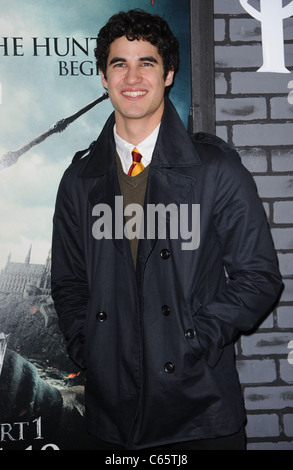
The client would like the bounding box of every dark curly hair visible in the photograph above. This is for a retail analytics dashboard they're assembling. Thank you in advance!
[94,10,179,80]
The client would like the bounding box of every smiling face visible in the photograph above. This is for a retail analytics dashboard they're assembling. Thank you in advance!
[101,36,174,141]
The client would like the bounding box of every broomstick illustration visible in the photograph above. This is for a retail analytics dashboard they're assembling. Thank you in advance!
[0,91,109,170]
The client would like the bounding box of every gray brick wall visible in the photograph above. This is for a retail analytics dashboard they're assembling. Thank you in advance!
[214,0,293,450]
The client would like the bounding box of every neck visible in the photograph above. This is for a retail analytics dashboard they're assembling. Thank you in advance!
[115,113,163,145]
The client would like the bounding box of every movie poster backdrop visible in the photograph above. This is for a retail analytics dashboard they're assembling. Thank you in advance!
[0,0,190,450]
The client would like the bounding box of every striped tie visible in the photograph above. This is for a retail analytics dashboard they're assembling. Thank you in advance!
[128,148,145,176]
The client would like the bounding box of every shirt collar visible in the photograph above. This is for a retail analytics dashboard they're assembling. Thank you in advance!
[113,123,161,174]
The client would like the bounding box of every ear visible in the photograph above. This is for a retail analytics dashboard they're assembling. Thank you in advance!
[165,69,174,88]
[101,71,108,89]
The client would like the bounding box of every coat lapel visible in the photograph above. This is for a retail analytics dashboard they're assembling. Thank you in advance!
[89,170,133,261]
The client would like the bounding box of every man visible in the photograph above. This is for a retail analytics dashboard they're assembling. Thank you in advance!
[51,10,282,450]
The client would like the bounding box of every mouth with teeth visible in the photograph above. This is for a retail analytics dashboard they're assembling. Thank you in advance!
[122,90,147,98]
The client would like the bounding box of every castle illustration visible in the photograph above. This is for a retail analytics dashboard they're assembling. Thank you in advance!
[0,246,51,296]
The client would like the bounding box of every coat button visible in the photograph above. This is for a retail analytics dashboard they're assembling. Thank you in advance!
[162,305,171,316]
[164,362,175,373]
[185,328,196,339]
[96,310,107,322]
[160,248,171,260]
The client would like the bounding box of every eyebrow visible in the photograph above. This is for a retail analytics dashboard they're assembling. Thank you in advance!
[139,56,158,64]
[109,56,159,66]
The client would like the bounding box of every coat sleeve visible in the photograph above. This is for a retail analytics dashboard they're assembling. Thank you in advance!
[51,171,89,370]
[193,149,283,368]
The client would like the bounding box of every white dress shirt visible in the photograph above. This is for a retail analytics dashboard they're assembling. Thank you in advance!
[113,123,161,174]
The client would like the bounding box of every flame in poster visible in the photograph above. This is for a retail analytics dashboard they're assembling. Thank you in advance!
[67,372,81,379]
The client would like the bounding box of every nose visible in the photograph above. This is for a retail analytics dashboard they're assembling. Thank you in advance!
[124,65,142,85]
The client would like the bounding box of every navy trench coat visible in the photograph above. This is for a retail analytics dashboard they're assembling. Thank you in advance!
[51,98,282,449]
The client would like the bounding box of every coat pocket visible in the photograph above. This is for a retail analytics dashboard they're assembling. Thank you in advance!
[190,295,224,368]
[66,329,87,370]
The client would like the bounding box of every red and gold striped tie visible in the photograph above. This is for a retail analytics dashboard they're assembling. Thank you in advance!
[128,148,145,176]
